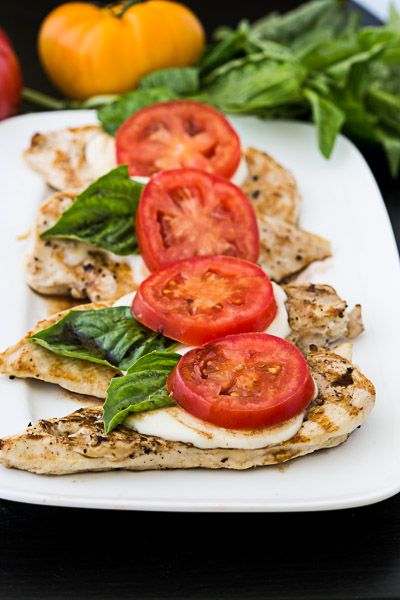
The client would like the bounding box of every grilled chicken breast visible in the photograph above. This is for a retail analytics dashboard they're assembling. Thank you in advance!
[25,192,142,302]
[284,283,364,352]
[26,186,330,303]
[242,147,301,224]
[0,348,375,474]
[0,285,363,398]
[0,303,118,398]
[24,126,115,191]
[258,215,332,282]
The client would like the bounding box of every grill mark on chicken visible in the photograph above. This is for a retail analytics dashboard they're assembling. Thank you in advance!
[284,283,364,353]
[0,349,375,474]
[24,192,138,302]
[257,215,331,282]
[0,302,119,398]
[242,147,301,224]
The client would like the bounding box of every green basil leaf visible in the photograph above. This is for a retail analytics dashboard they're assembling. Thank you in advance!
[204,54,306,111]
[98,88,179,136]
[326,42,386,88]
[376,127,400,177]
[103,351,180,433]
[301,37,360,71]
[41,166,143,256]
[30,307,176,371]
[367,86,400,135]
[198,21,250,75]
[139,67,199,95]
[388,5,400,31]
[251,0,346,44]
[304,88,345,158]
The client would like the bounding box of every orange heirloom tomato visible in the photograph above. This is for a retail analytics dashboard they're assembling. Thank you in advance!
[38,0,205,100]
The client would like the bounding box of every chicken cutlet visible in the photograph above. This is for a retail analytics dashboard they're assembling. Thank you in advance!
[24,125,115,191]
[25,191,143,302]
[0,347,375,474]
[242,147,301,224]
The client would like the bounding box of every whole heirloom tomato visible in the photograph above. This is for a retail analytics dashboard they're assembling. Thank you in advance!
[38,0,205,100]
[0,29,22,120]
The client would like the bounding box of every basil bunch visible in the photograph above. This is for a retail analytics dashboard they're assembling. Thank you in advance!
[98,0,400,176]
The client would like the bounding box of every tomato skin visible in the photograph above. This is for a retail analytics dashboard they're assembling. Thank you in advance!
[115,100,241,178]
[132,256,277,345]
[136,168,260,271]
[0,30,22,120]
[168,333,315,429]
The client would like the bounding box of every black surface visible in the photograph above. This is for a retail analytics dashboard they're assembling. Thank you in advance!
[0,2,399,599]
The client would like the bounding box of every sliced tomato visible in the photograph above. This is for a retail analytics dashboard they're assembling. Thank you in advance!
[167,333,315,429]
[132,256,277,346]
[115,100,241,178]
[136,168,259,271]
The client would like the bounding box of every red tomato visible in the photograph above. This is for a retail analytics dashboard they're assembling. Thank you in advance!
[115,100,241,178]
[132,256,277,346]
[168,333,315,429]
[0,29,22,120]
[136,168,259,271]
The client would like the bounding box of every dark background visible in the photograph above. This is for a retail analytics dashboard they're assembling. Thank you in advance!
[1,2,400,599]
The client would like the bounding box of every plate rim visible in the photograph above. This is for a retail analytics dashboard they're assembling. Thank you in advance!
[0,109,399,512]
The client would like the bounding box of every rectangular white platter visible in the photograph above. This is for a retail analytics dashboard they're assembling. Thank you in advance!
[0,109,399,512]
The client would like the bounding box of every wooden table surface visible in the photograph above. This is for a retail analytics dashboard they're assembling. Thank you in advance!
[0,2,399,599]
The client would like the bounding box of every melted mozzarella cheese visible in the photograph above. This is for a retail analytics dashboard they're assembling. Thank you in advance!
[85,131,116,178]
[231,155,248,186]
[125,406,304,450]
[113,283,316,450]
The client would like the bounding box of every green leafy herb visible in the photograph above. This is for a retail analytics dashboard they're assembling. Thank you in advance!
[98,88,179,136]
[139,67,200,95]
[204,54,306,112]
[41,166,143,256]
[103,351,180,432]
[198,21,250,75]
[90,0,400,177]
[30,306,176,371]
[304,88,345,157]
[251,0,346,44]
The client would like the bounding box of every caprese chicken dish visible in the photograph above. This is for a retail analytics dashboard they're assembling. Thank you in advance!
[0,100,374,475]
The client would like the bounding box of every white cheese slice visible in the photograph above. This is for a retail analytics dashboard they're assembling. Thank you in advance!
[124,405,304,450]
[85,131,116,178]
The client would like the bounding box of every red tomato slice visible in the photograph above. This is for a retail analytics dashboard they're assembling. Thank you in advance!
[136,168,259,271]
[132,256,277,346]
[115,100,241,178]
[167,333,315,429]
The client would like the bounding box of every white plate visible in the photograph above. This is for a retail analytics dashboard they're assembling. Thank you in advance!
[0,110,399,512]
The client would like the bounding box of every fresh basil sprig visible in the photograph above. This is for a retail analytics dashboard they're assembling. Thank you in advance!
[95,1,400,177]
[41,166,143,256]
[98,88,179,136]
[30,306,176,372]
[138,67,200,95]
[103,351,180,433]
